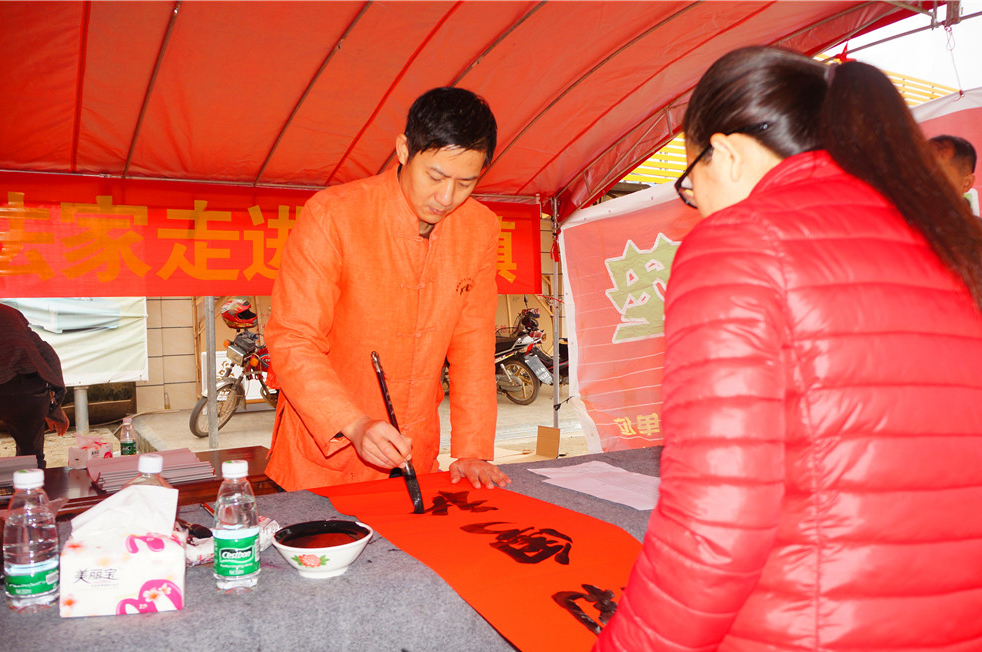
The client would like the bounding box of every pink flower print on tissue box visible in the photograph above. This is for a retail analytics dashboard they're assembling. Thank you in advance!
[60,532,186,618]
[59,485,186,618]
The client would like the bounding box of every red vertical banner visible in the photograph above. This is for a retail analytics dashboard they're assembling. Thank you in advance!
[487,201,542,295]
[0,172,542,297]
[559,184,702,452]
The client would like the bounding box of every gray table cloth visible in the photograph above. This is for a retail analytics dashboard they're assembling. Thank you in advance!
[1,448,661,651]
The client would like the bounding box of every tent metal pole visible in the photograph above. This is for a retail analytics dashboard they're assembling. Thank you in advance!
[205,297,219,448]
[551,197,560,430]
[75,386,90,436]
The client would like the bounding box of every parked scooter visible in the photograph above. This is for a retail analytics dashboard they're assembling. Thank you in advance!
[440,308,552,404]
[189,297,278,438]
[494,308,552,405]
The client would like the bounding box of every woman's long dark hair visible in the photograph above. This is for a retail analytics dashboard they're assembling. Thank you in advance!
[683,46,982,311]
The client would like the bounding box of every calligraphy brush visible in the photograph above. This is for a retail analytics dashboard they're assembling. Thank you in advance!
[371,351,425,514]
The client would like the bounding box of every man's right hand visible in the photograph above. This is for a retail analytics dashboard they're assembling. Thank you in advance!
[341,415,413,470]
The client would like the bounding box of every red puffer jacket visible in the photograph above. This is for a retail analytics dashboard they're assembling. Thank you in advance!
[595,151,982,651]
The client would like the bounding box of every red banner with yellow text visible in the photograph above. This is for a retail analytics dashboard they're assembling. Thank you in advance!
[0,172,540,297]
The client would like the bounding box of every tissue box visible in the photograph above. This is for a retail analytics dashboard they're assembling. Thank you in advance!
[59,486,186,618]
[67,442,113,469]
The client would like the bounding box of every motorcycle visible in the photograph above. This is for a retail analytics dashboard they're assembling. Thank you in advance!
[493,308,552,405]
[440,308,553,405]
[189,297,278,438]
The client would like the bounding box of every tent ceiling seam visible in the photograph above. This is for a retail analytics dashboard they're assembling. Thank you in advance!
[71,0,92,174]
[555,0,913,218]
[514,1,742,197]
[776,1,902,52]
[449,0,546,87]
[325,2,464,186]
[252,1,372,187]
[486,2,700,184]
[122,0,182,179]
[374,0,548,176]
[565,2,782,203]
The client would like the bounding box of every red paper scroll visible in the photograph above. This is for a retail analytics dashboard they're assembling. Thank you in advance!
[315,473,642,652]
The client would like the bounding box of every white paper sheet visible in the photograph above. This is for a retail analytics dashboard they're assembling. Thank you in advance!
[528,460,660,510]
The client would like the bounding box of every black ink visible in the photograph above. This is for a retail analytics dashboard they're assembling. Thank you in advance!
[462,522,573,565]
[423,490,498,516]
[552,584,618,635]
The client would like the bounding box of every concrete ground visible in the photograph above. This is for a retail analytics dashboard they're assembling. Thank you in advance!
[3,383,589,470]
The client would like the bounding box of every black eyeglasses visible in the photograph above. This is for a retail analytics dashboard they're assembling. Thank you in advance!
[674,122,770,209]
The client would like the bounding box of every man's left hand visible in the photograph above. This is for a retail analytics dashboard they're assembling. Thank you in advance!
[449,458,512,489]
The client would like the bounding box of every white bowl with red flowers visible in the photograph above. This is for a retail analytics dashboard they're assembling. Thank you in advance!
[272,520,373,579]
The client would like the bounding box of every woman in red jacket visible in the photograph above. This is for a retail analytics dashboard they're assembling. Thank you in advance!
[596,47,982,651]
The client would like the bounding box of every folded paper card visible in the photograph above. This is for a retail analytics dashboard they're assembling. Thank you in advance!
[59,485,186,618]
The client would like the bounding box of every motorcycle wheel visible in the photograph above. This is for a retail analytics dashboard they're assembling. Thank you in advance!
[501,360,540,405]
[189,380,242,438]
[259,379,278,408]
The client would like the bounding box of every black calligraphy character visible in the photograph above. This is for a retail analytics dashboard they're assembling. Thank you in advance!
[552,584,619,635]
[462,522,572,565]
[422,490,499,516]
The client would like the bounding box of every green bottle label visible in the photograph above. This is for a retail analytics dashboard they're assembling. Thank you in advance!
[213,529,260,577]
[4,559,59,596]
[120,441,137,456]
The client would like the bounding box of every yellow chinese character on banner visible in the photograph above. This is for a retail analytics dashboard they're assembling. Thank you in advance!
[0,192,55,280]
[613,416,638,437]
[157,200,240,280]
[496,216,518,283]
[60,195,151,281]
[635,412,661,438]
[605,234,681,343]
[244,204,299,280]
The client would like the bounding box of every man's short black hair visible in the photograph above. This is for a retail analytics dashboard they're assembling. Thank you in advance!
[404,87,497,168]
[930,134,977,173]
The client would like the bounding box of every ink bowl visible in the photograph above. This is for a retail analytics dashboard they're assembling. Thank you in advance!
[272,520,373,579]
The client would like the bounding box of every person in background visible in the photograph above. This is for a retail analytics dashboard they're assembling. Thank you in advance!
[595,47,982,651]
[0,303,69,469]
[265,87,511,492]
[929,134,978,216]
[928,133,976,196]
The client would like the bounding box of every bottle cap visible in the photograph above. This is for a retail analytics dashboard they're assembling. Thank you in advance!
[122,416,133,425]
[12,468,44,490]
[137,453,164,474]
[222,459,248,479]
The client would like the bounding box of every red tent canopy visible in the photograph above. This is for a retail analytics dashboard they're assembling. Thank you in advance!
[0,1,921,220]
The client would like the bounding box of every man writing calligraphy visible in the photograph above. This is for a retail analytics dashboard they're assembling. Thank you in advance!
[265,87,511,492]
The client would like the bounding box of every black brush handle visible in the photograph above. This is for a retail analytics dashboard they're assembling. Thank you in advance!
[371,351,424,513]
[371,351,400,431]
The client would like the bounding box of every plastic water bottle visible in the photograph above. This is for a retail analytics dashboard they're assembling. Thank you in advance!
[212,460,259,593]
[119,417,137,456]
[3,469,59,613]
[122,453,174,489]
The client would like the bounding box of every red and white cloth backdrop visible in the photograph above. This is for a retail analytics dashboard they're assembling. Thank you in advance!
[560,87,982,454]
[559,183,700,453]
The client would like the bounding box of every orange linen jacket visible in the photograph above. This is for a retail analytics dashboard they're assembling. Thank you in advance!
[264,167,499,491]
